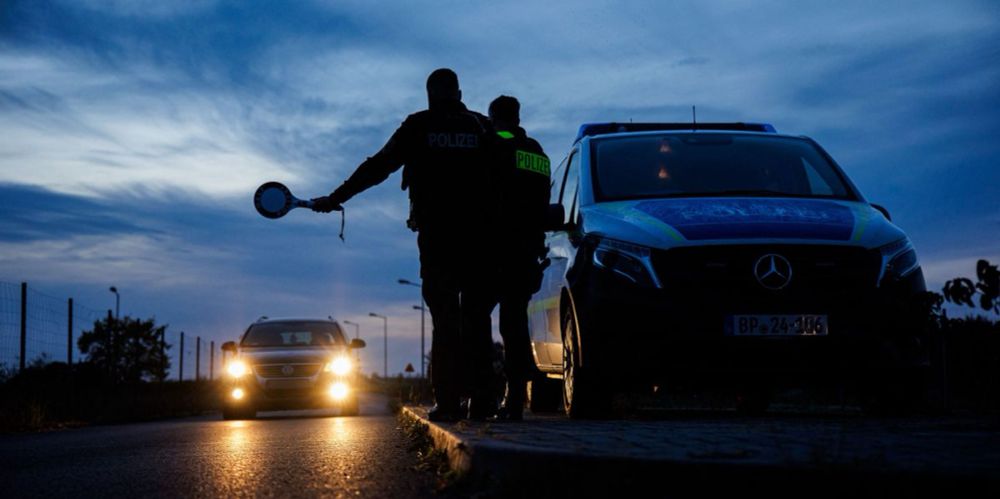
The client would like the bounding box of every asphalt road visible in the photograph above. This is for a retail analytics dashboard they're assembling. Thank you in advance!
[0,393,438,498]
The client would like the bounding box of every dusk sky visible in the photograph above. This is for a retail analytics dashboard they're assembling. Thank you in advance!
[1,0,998,375]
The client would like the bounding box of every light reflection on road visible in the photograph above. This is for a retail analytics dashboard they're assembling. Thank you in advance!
[0,394,438,497]
[212,419,266,494]
[203,409,376,495]
[326,416,350,445]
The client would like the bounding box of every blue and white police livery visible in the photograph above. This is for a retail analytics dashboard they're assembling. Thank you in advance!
[527,122,927,417]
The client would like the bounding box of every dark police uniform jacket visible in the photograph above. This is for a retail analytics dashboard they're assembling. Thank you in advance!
[494,126,550,286]
[328,100,496,275]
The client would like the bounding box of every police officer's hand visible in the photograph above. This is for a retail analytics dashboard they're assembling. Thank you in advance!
[310,196,343,213]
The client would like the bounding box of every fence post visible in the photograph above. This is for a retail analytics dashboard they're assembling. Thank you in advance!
[19,282,26,371]
[67,298,73,365]
[210,340,215,381]
[195,336,201,381]
[179,332,184,382]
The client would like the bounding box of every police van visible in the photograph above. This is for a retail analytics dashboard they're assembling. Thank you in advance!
[527,123,928,417]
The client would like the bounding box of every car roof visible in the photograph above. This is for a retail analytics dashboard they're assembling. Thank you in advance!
[574,122,777,144]
[252,317,340,325]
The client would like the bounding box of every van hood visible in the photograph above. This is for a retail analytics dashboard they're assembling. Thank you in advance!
[581,197,904,250]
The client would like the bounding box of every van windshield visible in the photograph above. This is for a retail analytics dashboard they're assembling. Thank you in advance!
[591,134,854,201]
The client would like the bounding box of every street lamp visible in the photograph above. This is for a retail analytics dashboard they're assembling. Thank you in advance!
[369,312,387,379]
[342,320,360,339]
[342,319,362,367]
[398,278,426,379]
[108,286,120,319]
[411,305,427,379]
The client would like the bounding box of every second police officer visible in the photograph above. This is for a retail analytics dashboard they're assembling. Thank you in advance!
[487,95,551,420]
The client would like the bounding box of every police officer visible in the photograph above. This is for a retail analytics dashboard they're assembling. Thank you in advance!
[487,95,550,421]
[311,69,498,422]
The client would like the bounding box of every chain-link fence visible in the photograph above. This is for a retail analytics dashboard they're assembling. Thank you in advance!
[0,282,21,372]
[0,281,106,371]
[0,281,219,381]
[165,329,219,382]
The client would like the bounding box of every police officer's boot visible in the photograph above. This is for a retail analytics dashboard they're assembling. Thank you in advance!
[498,381,526,421]
[467,397,497,421]
[428,403,462,422]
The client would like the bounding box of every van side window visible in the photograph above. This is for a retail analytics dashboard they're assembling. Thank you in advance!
[561,151,580,224]
[550,155,568,205]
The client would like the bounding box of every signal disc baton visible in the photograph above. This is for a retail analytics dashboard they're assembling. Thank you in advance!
[253,181,312,218]
[253,181,346,241]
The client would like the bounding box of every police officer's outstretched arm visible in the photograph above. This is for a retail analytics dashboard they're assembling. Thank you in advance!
[312,122,413,212]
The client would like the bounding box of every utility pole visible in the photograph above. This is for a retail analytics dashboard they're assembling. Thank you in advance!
[19,282,26,371]
[67,298,73,365]
[369,313,388,379]
[107,309,114,377]
[195,336,201,381]
[398,279,426,378]
[109,286,120,319]
[210,340,215,381]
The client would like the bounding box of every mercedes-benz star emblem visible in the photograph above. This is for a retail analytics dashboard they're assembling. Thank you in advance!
[281,365,294,376]
[754,254,793,290]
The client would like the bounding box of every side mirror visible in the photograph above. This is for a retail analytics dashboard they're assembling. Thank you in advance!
[350,338,367,349]
[871,203,891,221]
[545,204,566,231]
[221,341,237,353]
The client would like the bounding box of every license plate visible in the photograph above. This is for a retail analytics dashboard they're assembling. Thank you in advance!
[266,379,311,390]
[728,315,828,336]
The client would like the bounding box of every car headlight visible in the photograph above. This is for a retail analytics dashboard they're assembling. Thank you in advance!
[329,382,349,400]
[592,238,660,288]
[326,356,352,376]
[227,360,249,378]
[878,237,920,285]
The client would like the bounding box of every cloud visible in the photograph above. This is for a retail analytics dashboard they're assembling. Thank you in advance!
[0,183,158,242]
[1,0,998,374]
[66,0,221,19]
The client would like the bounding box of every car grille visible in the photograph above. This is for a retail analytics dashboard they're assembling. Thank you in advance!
[652,245,880,292]
[649,245,882,333]
[254,363,322,378]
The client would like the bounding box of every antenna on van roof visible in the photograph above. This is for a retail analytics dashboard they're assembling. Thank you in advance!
[691,105,697,131]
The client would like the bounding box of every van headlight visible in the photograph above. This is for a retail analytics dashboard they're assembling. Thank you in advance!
[326,356,352,376]
[227,360,249,378]
[878,237,920,285]
[593,238,660,288]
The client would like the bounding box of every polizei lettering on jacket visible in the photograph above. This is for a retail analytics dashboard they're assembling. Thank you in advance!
[516,150,550,177]
[427,133,479,148]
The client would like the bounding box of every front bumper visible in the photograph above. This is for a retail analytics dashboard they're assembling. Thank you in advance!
[570,245,930,379]
[223,374,355,410]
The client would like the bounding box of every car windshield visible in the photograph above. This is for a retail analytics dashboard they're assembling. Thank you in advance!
[591,134,853,201]
[241,322,346,347]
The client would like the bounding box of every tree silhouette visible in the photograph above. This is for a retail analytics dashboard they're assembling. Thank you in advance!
[943,259,1000,314]
[77,316,170,383]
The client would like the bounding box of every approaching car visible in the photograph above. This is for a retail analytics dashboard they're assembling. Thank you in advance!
[221,317,366,419]
[527,122,928,417]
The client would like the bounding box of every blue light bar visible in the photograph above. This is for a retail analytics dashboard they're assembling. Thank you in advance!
[574,122,777,143]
